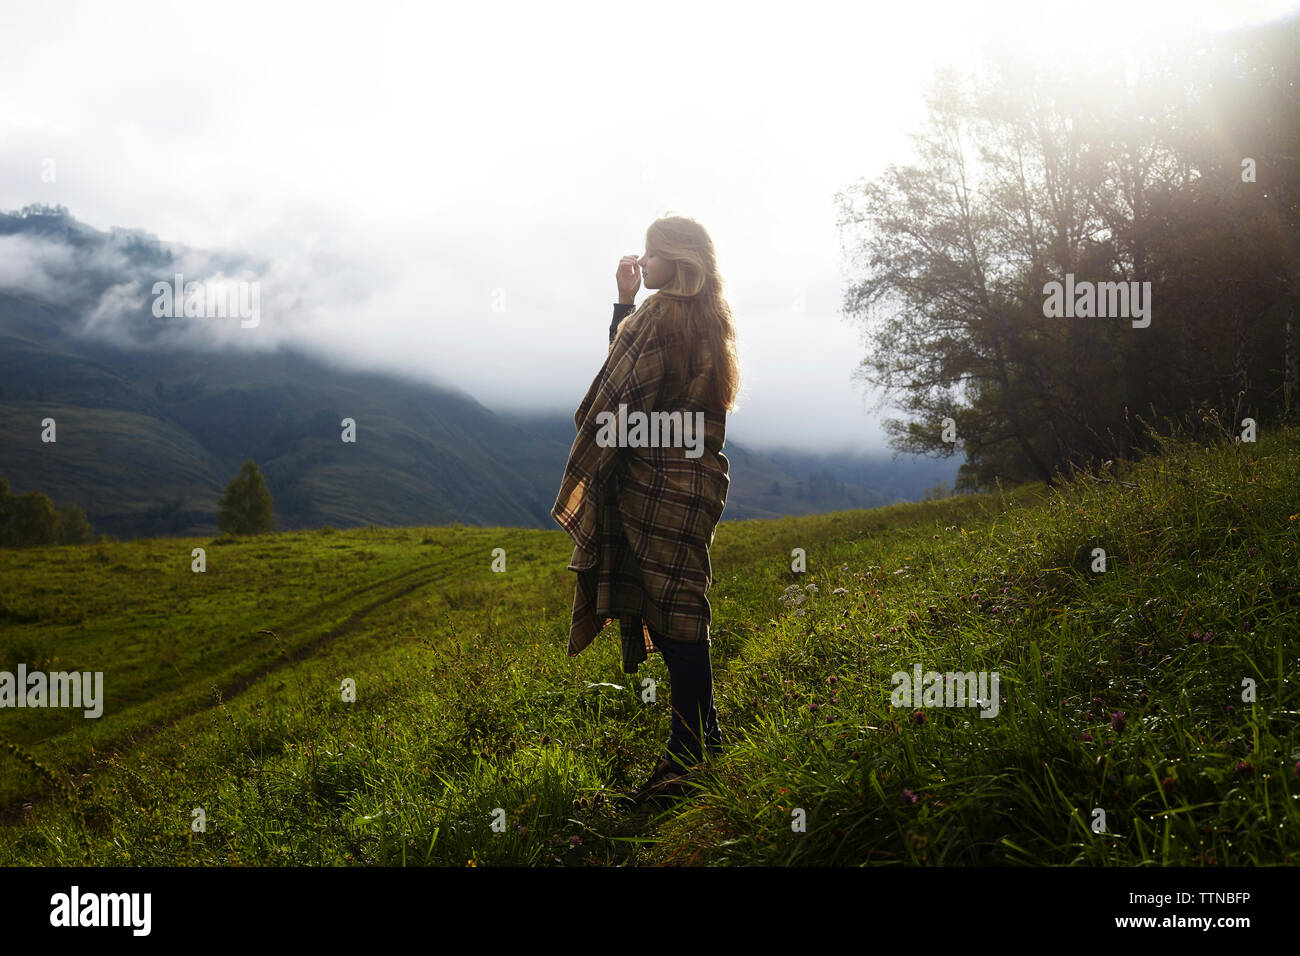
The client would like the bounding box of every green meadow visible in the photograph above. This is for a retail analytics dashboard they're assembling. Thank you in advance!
[0,427,1297,865]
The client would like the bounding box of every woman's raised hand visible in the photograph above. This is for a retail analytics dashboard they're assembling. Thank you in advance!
[616,255,641,304]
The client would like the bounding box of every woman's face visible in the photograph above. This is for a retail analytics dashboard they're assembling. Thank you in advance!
[638,247,673,289]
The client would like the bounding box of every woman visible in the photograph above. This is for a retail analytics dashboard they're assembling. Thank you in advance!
[551,214,740,806]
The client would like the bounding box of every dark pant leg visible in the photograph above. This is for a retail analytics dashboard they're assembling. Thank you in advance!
[647,624,721,766]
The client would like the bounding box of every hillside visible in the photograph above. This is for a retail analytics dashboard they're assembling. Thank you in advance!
[0,424,1295,865]
[0,210,958,537]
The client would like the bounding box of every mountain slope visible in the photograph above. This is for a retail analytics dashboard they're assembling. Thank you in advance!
[0,208,957,536]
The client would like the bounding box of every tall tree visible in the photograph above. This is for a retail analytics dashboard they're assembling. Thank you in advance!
[837,19,1300,490]
[217,460,275,535]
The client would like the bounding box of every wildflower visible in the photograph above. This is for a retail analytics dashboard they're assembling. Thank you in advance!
[1234,761,1254,775]
[779,585,807,608]
[901,789,918,806]
[1226,704,1235,714]
[911,709,927,725]
[1293,761,1299,776]
[570,835,582,845]
[1160,777,1175,793]
[1111,711,1127,734]
[1081,732,1093,742]
[809,703,819,712]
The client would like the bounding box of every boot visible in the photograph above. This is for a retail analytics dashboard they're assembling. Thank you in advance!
[626,754,699,807]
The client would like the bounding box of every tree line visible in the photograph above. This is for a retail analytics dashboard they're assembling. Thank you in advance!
[0,474,95,547]
[837,18,1299,489]
[0,460,275,547]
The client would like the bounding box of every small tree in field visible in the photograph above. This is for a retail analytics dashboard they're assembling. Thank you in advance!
[218,460,274,534]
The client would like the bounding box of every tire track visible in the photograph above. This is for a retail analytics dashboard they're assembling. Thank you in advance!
[1,547,487,824]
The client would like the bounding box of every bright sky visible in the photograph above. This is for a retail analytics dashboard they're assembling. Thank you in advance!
[1,0,1294,452]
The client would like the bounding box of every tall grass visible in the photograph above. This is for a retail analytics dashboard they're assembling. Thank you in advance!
[1,428,1295,865]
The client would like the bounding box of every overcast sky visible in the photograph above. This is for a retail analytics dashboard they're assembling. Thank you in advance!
[1,0,1293,453]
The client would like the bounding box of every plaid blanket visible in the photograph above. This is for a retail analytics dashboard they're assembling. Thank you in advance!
[551,296,730,673]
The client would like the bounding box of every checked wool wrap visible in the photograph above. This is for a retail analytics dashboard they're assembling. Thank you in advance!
[551,295,730,674]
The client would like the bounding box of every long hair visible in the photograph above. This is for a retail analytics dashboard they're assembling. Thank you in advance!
[635,214,741,412]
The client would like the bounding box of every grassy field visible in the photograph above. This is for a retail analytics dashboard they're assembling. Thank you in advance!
[0,426,1296,865]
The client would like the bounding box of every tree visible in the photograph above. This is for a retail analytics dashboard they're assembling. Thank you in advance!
[11,491,59,547]
[836,21,1300,489]
[57,504,95,544]
[0,474,95,547]
[922,480,953,502]
[217,460,275,534]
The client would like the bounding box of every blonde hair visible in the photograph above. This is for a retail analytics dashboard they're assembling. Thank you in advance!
[635,213,741,412]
